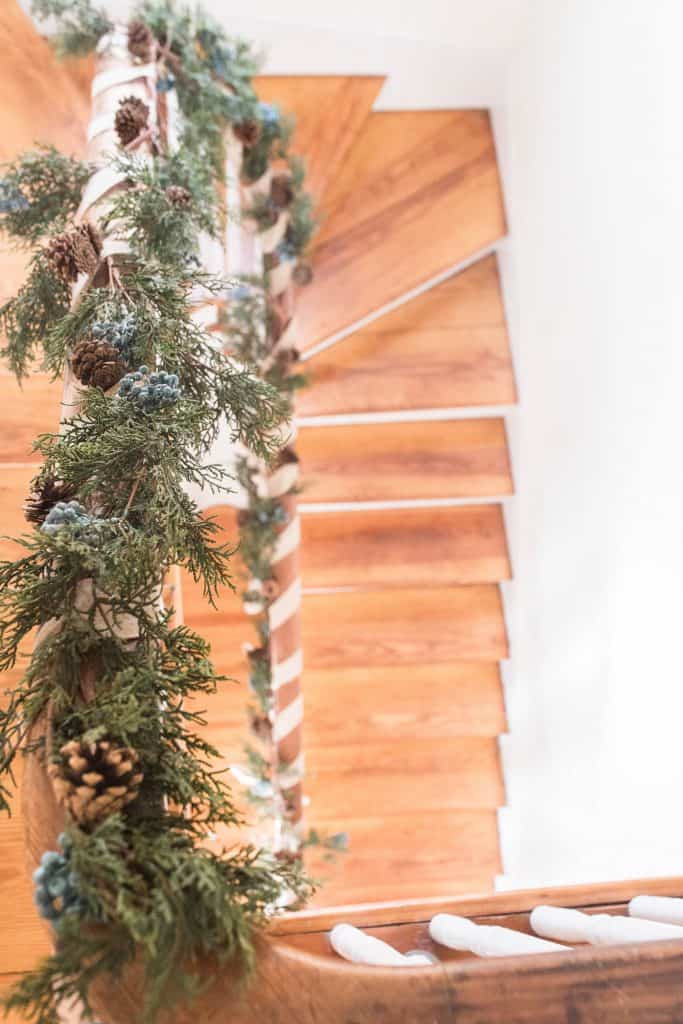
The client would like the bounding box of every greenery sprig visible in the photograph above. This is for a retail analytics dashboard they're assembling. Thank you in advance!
[0,0,323,1020]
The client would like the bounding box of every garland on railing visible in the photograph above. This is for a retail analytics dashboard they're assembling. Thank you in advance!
[0,2,324,1021]
[222,126,345,861]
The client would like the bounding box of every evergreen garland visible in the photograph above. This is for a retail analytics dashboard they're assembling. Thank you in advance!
[0,1,327,1021]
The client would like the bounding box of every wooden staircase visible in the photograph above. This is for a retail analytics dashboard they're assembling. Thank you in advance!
[0,5,515,978]
[187,81,516,905]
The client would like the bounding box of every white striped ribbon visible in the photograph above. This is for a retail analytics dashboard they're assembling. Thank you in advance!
[272,648,303,691]
[259,211,289,253]
[277,752,305,789]
[273,317,300,352]
[100,237,133,259]
[268,578,301,631]
[272,694,303,743]
[87,112,115,141]
[267,461,300,498]
[91,62,157,98]
[76,166,130,220]
[273,516,300,563]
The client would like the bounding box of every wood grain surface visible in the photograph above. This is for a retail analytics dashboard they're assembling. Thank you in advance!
[297,418,513,503]
[0,3,88,302]
[303,661,506,743]
[0,779,51,974]
[255,76,384,205]
[303,809,500,906]
[300,504,511,589]
[306,736,503,815]
[0,374,61,461]
[296,110,506,348]
[301,585,508,668]
[298,254,516,414]
[0,974,34,1024]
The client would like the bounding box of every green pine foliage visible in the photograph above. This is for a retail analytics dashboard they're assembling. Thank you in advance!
[31,0,112,56]
[241,106,294,184]
[135,0,261,180]
[0,248,71,378]
[104,151,218,263]
[0,2,321,1021]
[0,147,91,246]
[285,191,317,257]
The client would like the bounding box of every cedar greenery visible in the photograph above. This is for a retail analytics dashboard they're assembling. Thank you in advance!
[31,0,112,56]
[0,1,322,1021]
[0,146,91,246]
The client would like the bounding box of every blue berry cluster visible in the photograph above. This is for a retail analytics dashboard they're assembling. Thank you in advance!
[255,503,287,527]
[33,834,86,924]
[156,74,176,93]
[41,500,93,536]
[276,239,297,264]
[91,313,137,365]
[0,180,29,214]
[259,102,280,127]
[228,283,253,302]
[118,366,181,413]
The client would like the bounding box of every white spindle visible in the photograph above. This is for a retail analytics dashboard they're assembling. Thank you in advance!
[429,914,568,956]
[629,895,683,926]
[330,924,433,967]
[530,905,683,945]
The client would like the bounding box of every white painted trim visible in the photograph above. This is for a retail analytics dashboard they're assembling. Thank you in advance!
[299,243,499,362]
[299,495,512,514]
[297,405,515,428]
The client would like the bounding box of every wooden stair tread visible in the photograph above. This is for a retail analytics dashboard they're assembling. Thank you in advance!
[0,374,62,462]
[304,809,500,907]
[0,974,38,1023]
[304,662,506,741]
[306,737,503,813]
[255,75,384,206]
[298,418,513,502]
[295,110,506,350]
[0,2,88,313]
[300,504,511,589]
[0,784,51,973]
[298,255,516,415]
[301,585,508,667]
[0,465,40,562]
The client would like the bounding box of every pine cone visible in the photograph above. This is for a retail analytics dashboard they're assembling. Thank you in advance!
[71,338,127,390]
[261,578,280,601]
[115,95,150,146]
[263,250,280,272]
[276,445,300,469]
[73,223,102,277]
[128,19,155,61]
[48,738,143,826]
[275,849,299,866]
[45,225,101,283]
[270,174,295,210]
[45,231,79,282]
[24,477,77,525]
[250,711,272,742]
[293,262,314,286]
[165,184,192,207]
[274,347,300,374]
[234,120,261,148]
[248,646,270,668]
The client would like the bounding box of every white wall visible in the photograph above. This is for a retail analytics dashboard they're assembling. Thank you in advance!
[494,0,683,887]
